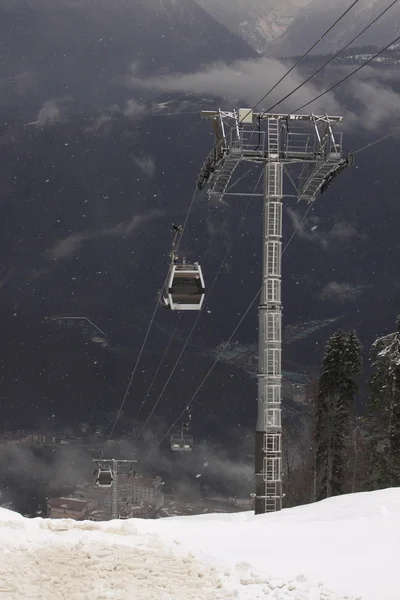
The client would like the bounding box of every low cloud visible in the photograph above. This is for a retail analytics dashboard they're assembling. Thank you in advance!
[84,102,147,133]
[125,57,341,116]
[29,97,73,127]
[132,156,156,177]
[47,233,85,260]
[319,281,368,304]
[125,55,400,132]
[286,208,365,249]
[122,99,147,119]
[350,78,400,131]
[45,211,163,261]
[86,99,197,134]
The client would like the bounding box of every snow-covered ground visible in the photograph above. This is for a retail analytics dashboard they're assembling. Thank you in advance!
[0,488,399,599]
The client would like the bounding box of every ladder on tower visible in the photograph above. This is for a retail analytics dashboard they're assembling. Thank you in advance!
[299,156,342,202]
[267,118,280,158]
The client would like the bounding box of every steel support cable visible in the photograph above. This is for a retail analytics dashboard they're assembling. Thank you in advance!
[264,0,398,113]
[200,0,360,167]
[225,167,255,193]
[108,186,199,439]
[352,126,400,155]
[293,32,400,113]
[137,310,203,440]
[123,2,361,442]
[174,186,199,256]
[135,197,227,434]
[138,171,264,439]
[134,171,257,428]
[253,0,360,119]
[143,199,313,462]
[108,268,171,439]
[133,312,183,423]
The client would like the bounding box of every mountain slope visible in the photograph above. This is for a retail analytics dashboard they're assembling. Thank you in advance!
[0,0,256,116]
[270,0,400,57]
[197,0,313,53]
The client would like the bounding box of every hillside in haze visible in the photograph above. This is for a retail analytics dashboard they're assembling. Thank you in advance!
[196,0,400,57]
[197,0,312,53]
[0,0,256,118]
[270,0,400,57]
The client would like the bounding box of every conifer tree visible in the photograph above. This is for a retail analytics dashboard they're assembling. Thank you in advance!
[366,316,400,488]
[314,329,362,500]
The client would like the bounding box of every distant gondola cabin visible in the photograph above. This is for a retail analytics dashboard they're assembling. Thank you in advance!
[95,468,113,488]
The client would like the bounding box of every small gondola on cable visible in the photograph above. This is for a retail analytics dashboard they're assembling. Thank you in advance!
[170,407,194,452]
[93,463,114,488]
[162,224,205,311]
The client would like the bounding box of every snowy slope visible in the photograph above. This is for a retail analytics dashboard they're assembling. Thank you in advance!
[1,489,399,599]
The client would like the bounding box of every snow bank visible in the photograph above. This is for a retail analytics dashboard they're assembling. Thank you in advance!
[0,488,399,599]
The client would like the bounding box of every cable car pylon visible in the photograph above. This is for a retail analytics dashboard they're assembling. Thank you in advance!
[198,108,352,514]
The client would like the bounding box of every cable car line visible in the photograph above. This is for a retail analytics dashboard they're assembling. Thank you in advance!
[108,0,380,441]
[174,187,199,258]
[195,1,361,171]
[108,186,200,439]
[138,309,203,440]
[225,166,255,194]
[133,312,183,423]
[139,170,263,438]
[351,127,400,155]
[142,201,315,463]
[263,0,398,114]
[108,268,171,439]
[292,31,400,113]
[240,0,360,124]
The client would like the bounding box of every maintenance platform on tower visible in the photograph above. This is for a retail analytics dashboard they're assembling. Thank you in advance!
[197,108,353,203]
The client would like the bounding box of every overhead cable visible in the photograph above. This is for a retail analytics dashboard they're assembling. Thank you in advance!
[264,0,398,113]
[252,0,360,118]
[139,169,263,436]
[293,32,400,113]
[108,187,199,438]
[352,126,400,155]
[133,312,183,423]
[143,201,314,461]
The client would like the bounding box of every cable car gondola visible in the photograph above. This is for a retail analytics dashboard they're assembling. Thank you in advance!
[162,225,205,311]
[162,261,205,311]
[170,408,194,452]
[94,466,114,488]
[170,432,194,451]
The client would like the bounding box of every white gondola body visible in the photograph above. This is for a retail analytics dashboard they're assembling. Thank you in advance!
[163,262,205,311]
[170,433,194,452]
[95,468,114,488]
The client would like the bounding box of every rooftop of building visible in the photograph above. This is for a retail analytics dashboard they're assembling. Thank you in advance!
[47,497,93,511]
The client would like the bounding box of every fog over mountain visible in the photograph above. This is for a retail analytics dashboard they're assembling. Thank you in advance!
[264,0,400,57]
[197,0,312,53]
[195,0,400,57]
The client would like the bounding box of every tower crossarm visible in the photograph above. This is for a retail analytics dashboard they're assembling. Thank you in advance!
[198,110,345,199]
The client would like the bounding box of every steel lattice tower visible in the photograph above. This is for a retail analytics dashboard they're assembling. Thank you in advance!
[198,109,352,514]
